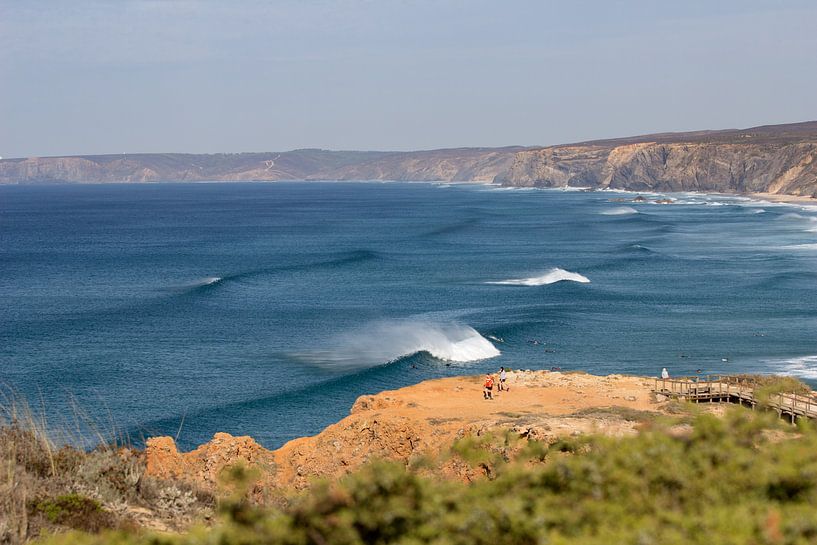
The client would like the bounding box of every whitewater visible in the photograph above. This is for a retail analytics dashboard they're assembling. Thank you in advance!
[295,319,500,368]
[487,268,590,286]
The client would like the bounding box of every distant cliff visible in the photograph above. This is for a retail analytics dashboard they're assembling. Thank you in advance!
[496,121,817,197]
[0,147,521,184]
[3,121,817,197]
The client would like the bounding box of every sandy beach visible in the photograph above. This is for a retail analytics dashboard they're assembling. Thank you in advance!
[751,192,817,206]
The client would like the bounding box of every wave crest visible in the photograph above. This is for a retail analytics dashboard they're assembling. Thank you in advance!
[601,206,638,216]
[780,212,817,222]
[487,268,590,286]
[294,320,500,368]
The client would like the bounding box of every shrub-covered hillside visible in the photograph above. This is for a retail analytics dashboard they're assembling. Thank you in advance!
[34,408,817,545]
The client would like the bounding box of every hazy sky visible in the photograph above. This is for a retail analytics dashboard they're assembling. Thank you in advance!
[1,0,816,158]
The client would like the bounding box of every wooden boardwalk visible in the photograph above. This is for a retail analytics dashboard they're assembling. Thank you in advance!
[653,375,817,423]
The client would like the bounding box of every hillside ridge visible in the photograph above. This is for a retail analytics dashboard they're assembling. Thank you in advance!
[2,120,817,197]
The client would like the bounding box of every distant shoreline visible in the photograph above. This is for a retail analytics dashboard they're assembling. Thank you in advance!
[750,191,817,206]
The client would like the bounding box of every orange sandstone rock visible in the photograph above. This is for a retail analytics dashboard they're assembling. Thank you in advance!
[145,371,665,492]
[145,432,276,490]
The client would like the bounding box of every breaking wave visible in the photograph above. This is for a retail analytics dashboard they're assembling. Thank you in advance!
[768,355,817,380]
[780,212,817,223]
[487,268,590,286]
[601,206,638,216]
[625,244,656,254]
[169,276,223,293]
[293,320,500,368]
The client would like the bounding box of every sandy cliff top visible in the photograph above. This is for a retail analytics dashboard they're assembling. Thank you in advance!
[145,371,667,492]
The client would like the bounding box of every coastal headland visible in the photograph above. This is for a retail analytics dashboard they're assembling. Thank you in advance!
[144,370,669,493]
[3,120,817,200]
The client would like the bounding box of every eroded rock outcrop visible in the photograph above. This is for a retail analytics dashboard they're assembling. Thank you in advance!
[145,432,276,490]
[144,371,665,492]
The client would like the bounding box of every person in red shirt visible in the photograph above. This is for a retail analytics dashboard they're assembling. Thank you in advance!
[483,374,495,400]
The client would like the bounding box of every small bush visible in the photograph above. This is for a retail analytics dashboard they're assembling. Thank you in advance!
[31,494,115,533]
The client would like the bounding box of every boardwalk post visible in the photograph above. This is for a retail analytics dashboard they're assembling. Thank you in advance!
[651,375,817,423]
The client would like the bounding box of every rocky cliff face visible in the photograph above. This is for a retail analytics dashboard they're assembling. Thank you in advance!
[0,148,521,184]
[4,121,817,196]
[495,121,817,196]
[496,141,817,196]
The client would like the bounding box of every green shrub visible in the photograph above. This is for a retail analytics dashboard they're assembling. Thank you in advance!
[732,375,812,405]
[36,408,817,545]
[32,494,115,533]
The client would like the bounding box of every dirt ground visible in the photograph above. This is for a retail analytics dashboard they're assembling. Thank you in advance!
[146,371,666,491]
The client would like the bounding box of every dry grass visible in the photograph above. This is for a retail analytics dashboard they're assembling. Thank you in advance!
[570,405,658,423]
[0,388,214,544]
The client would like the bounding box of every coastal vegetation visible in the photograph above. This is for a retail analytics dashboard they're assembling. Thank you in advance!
[4,374,817,544]
[734,375,813,405]
[25,409,817,544]
[0,394,213,544]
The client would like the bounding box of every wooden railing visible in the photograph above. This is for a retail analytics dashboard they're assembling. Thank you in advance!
[653,375,817,421]
[773,392,817,417]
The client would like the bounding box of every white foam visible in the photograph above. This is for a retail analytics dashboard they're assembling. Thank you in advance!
[781,212,805,220]
[775,212,817,234]
[601,206,638,216]
[600,188,664,198]
[488,268,590,286]
[298,320,500,367]
[780,212,817,222]
[781,243,817,251]
[489,185,590,193]
[768,355,817,380]
[178,276,222,289]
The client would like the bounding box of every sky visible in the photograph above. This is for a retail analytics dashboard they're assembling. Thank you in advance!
[1,0,816,158]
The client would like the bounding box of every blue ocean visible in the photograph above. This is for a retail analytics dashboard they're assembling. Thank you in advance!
[2,182,817,449]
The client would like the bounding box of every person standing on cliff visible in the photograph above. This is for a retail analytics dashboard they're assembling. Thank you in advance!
[483,374,494,400]
[498,367,508,391]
